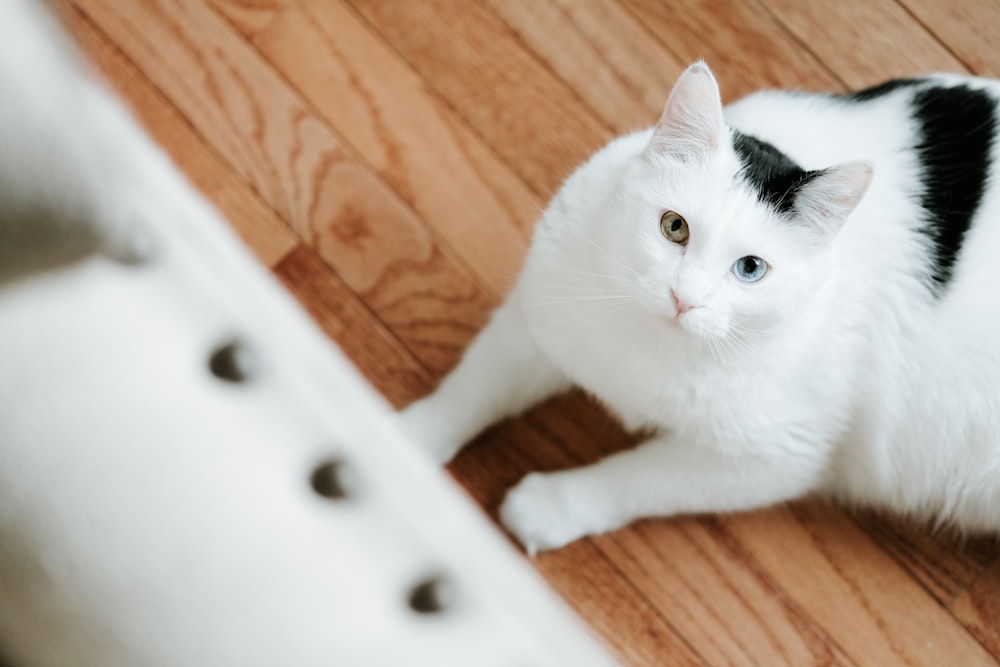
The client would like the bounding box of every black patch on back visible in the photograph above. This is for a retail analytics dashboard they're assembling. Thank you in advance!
[843,78,923,103]
[731,130,822,215]
[911,85,996,290]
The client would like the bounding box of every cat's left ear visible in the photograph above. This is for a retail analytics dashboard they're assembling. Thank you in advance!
[794,161,874,238]
[647,62,725,161]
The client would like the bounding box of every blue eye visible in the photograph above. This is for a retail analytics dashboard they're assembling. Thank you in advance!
[733,256,768,283]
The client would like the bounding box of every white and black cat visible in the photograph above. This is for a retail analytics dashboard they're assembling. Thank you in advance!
[400,62,1000,554]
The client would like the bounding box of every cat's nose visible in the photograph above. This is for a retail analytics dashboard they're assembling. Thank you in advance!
[671,289,693,315]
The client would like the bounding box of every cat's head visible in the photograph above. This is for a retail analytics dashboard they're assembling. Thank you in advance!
[612,62,872,343]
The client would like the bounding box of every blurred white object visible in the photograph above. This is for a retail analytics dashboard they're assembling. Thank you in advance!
[0,2,619,665]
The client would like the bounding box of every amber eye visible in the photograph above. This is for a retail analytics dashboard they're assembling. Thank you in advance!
[660,211,689,245]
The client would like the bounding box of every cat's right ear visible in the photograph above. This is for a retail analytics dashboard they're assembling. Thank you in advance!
[647,62,725,162]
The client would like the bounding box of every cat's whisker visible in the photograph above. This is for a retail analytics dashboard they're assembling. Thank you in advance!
[562,227,641,278]
[720,329,754,360]
[534,299,639,333]
[706,337,724,365]
[699,324,762,365]
[727,324,767,351]
[528,293,638,305]
[535,282,633,294]
[561,299,638,322]
[525,279,639,307]
[543,266,638,284]
[716,332,745,364]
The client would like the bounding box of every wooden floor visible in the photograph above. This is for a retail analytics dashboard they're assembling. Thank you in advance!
[59,1,1000,665]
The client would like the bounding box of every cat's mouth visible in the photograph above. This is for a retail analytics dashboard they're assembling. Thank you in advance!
[664,307,728,341]
[674,306,703,320]
[668,303,702,325]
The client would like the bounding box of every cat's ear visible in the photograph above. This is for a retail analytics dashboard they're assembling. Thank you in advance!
[794,161,873,238]
[647,62,725,161]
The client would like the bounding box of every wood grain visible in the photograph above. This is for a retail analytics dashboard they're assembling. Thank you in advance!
[483,0,678,132]
[254,0,536,293]
[619,0,842,98]
[598,517,855,667]
[723,504,997,666]
[900,0,1000,77]
[63,3,297,267]
[274,245,429,407]
[549,0,687,119]
[209,0,290,37]
[535,538,708,667]
[952,562,1000,660]
[348,0,615,197]
[73,0,495,374]
[60,1,1000,665]
[761,0,967,86]
[851,510,998,606]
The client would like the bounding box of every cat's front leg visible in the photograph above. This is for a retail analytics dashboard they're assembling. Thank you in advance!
[500,433,828,553]
[399,292,572,463]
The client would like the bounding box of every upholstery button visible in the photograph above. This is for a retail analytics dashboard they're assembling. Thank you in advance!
[209,341,254,382]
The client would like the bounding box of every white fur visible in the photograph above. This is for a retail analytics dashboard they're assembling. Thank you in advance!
[400,63,1000,553]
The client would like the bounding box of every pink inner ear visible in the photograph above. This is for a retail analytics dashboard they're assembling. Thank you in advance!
[648,62,725,159]
[795,162,874,237]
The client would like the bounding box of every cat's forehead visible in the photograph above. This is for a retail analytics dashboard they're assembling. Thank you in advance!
[634,146,744,211]
[636,147,767,226]
[730,130,821,215]
[631,144,801,257]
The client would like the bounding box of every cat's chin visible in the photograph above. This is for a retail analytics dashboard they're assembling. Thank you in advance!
[651,311,686,332]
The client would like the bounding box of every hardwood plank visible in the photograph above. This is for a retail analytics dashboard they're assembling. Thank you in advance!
[73,0,304,224]
[285,151,495,373]
[72,0,494,374]
[536,539,707,667]
[549,0,686,120]
[851,510,998,606]
[348,0,615,198]
[597,518,854,667]
[208,0,290,38]
[273,245,429,408]
[483,0,678,132]
[951,562,1000,660]
[619,0,842,99]
[760,0,967,87]
[722,503,997,667]
[61,3,297,268]
[254,0,535,293]
[899,0,1000,77]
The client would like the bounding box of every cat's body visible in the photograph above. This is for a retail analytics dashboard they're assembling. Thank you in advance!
[400,64,1000,553]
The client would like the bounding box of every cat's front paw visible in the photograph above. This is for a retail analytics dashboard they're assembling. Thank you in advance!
[499,472,595,555]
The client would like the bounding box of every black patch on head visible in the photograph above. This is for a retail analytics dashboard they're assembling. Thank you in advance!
[732,130,822,215]
[843,78,923,103]
[911,85,996,291]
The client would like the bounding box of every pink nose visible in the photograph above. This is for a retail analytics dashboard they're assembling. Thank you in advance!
[671,289,692,315]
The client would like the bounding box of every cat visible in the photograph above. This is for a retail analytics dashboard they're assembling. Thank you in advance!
[398,61,1000,554]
